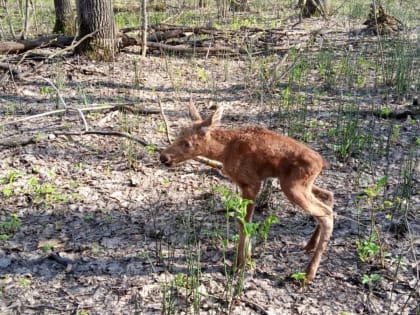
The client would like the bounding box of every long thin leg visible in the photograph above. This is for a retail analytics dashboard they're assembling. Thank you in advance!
[304,221,320,253]
[305,214,333,282]
[313,185,334,207]
[306,185,334,252]
[281,180,333,282]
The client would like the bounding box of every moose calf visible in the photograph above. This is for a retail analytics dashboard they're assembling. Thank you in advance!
[160,104,334,282]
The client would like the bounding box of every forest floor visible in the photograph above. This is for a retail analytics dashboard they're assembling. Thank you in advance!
[0,16,419,315]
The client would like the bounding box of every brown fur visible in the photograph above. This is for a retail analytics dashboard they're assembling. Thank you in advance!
[160,104,334,282]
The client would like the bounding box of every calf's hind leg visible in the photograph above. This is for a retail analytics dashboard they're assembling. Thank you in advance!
[280,178,333,282]
[305,185,334,252]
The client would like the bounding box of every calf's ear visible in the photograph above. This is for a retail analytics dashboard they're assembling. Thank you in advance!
[200,106,223,134]
[188,102,202,121]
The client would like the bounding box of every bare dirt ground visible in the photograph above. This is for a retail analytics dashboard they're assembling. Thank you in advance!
[0,18,419,315]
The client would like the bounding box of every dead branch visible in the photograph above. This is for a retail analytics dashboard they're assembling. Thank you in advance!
[0,35,74,54]
[1,24,311,59]
[0,62,21,80]
[0,134,48,147]
[0,104,160,128]
[38,76,89,132]
[54,130,150,147]
[241,297,270,315]
[146,41,237,55]
[157,97,171,144]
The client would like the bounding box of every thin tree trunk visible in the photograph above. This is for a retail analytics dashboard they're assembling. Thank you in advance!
[53,0,75,35]
[22,0,30,39]
[141,0,147,57]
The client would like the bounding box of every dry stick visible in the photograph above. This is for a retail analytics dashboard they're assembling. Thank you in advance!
[38,76,89,132]
[54,130,149,147]
[241,297,269,315]
[17,30,100,79]
[157,97,171,144]
[205,40,212,60]
[0,105,110,127]
[0,104,158,128]
[48,29,100,60]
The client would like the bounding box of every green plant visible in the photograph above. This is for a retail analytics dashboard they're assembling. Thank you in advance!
[317,49,336,87]
[0,214,21,233]
[0,234,10,241]
[6,171,17,184]
[195,65,208,82]
[41,243,54,252]
[4,102,16,116]
[27,177,38,188]
[356,233,380,263]
[214,185,257,302]
[73,162,84,170]
[364,176,388,199]
[40,86,53,95]
[2,186,13,198]
[356,177,389,266]
[288,50,309,84]
[36,183,56,195]
[162,178,171,185]
[362,273,383,286]
[17,276,31,287]
[157,121,166,133]
[259,215,278,243]
[146,145,157,155]
[216,186,256,246]
[1,170,18,197]
[291,271,307,283]
[329,109,367,162]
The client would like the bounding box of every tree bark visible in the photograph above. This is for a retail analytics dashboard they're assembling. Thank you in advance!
[141,0,147,57]
[53,0,76,35]
[299,0,330,18]
[230,0,249,12]
[0,36,74,54]
[76,0,116,61]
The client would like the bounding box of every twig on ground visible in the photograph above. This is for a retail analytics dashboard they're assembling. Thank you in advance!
[157,96,172,144]
[40,76,90,132]
[241,297,270,315]
[54,130,150,147]
[0,104,159,128]
[0,134,48,147]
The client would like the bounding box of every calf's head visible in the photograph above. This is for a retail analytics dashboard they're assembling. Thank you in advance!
[159,104,223,166]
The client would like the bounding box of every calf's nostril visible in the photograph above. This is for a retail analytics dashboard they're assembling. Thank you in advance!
[160,154,170,164]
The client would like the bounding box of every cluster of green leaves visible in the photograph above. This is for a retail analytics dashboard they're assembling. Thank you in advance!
[356,233,380,263]
[1,167,78,207]
[0,213,22,241]
[329,111,368,162]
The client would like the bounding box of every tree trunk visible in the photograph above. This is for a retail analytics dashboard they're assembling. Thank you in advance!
[299,0,330,18]
[140,0,147,57]
[53,0,75,35]
[230,0,249,12]
[76,0,116,61]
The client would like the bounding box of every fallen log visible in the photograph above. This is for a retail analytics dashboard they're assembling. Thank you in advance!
[0,35,74,54]
[146,41,237,55]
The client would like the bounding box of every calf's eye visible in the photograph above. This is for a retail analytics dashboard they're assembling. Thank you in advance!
[184,141,193,148]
